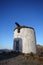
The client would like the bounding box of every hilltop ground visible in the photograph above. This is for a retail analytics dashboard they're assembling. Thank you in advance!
[0,45,43,65]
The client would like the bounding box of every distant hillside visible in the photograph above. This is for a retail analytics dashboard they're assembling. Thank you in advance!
[0,49,11,53]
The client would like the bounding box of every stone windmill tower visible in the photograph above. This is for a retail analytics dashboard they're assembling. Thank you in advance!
[13,22,37,54]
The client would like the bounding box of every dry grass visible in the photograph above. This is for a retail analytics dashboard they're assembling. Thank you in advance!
[0,45,43,65]
[0,53,43,65]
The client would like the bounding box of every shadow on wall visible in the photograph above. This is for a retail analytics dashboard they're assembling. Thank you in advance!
[13,38,22,53]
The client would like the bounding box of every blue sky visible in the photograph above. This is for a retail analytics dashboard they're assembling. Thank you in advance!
[0,0,43,49]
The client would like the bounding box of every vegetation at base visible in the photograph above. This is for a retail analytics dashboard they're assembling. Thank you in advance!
[0,45,43,65]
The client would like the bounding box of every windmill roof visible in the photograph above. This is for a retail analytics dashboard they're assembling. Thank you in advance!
[14,26,34,31]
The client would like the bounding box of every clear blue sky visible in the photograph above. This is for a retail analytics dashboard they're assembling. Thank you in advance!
[0,0,43,49]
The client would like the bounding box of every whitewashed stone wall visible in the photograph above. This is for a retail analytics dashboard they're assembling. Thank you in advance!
[13,28,36,54]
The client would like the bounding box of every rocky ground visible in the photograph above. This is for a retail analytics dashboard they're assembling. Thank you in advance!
[0,45,43,65]
[0,53,43,65]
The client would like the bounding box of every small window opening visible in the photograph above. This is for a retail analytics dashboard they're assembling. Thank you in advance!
[18,28,20,33]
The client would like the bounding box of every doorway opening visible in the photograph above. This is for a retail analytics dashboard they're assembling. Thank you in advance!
[16,40,19,52]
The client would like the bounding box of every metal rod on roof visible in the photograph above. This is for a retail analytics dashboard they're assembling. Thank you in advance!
[15,22,20,27]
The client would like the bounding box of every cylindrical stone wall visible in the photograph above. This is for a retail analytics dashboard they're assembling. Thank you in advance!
[13,27,36,54]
